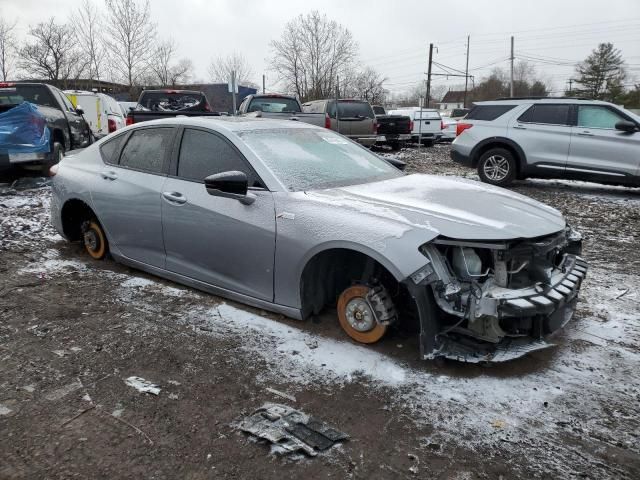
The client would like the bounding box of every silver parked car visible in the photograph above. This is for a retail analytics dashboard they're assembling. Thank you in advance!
[451,98,640,187]
[50,117,587,362]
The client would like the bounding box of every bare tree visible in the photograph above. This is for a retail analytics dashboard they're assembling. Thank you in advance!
[20,18,88,83]
[344,67,387,104]
[270,11,358,101]
[0,14,17,81]
[208,52,255,86]
[169,58,193,86]
[150,39,192,86]
[71,0,106,85]
[104,0,156,87]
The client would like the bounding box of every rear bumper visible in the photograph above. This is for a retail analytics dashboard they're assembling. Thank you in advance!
[450,148,473,167]
[377,133,411,142]
[0,152,48,166]
[351,136,377,147]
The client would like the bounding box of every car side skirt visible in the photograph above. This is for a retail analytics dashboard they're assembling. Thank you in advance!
[111,250,304,321]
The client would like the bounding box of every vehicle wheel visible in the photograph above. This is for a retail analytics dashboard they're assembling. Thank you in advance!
[42,142,64,176]
[81,220,108,260]
[390,141,401,151]
[337,285,387,344]
[477,148,517,186]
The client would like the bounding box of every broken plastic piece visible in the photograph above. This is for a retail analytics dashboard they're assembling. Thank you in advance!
[237,403,348,456]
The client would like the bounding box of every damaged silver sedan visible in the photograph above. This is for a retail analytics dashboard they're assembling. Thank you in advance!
[50,117,586,363]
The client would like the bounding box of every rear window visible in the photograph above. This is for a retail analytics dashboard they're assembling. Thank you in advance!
[0,85,57,108]
[518,104,570,125]
[119,128,174,174]
[328,101,375,119]
[372,106,385,115]
[138,91,208,112]
[248,96,301,113]
[466,105,516,121]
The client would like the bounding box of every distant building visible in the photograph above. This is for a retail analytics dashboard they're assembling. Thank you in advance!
[437,90,466,113]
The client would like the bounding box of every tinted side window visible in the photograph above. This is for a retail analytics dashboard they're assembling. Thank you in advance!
[178,129,261,186]
[338,101,374,118]
[518,104,570,125]
[99,134,126,164]
[119,128,173,174]
[577,106,625,129]
[466,105,516,121]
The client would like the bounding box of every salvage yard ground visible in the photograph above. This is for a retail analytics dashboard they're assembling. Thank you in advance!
[1,144,639,479]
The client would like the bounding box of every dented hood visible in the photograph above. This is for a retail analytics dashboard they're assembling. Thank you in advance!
[311,174,566,240]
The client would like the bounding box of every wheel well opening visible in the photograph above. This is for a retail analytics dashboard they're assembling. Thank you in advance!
[300,248,419,331]
[60,199,96,241]
[51,129,64,147]
[475,142,523,176]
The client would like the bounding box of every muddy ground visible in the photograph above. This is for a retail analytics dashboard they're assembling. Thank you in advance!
[1,145,639,479]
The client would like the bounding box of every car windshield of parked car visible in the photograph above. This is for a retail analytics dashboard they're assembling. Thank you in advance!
[248,97,301,113]
[238,128,403,191]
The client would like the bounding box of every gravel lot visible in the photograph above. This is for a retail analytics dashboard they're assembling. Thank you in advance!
[1,145,639,479]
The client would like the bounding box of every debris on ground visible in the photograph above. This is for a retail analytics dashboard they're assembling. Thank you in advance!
[237,403,349,457]
[265,387,297,403]
[125,376,161,395]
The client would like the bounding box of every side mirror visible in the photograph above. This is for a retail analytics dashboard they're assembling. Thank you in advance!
[76,106,85,115]
[204,171,255,205]
[615,120,638,133]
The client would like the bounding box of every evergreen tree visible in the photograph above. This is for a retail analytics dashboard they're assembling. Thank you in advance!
[574,43,626,102]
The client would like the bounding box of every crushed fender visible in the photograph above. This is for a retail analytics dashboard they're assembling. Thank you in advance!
[237,403,349,456]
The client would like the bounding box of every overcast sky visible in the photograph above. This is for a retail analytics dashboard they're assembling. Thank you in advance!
[2,0,639,95]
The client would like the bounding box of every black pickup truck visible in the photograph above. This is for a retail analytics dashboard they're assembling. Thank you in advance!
[125,89,222,125]
[372,105,412,151]
[0,82,92,172]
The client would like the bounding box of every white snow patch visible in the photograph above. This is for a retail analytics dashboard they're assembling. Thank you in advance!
[121,277,156,288]
[125,376,161,395]
[0,404,12,415]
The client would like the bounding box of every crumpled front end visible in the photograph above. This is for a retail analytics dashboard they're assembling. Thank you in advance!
[408,227,587,363]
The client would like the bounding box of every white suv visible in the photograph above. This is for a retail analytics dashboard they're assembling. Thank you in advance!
[451,98,640,187]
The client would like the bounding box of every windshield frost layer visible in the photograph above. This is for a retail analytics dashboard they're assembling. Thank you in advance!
[238,128,402,191]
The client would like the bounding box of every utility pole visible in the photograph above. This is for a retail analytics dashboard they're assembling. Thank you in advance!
[262,74,266,94]
[335,75,340,132]
[231,70,237,115]
[510,36,514,98]
[425,43,433,108]
[568,78,573,94]
[463,35,470,108]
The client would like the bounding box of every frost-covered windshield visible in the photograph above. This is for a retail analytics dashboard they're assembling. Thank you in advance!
[238,128,403,191]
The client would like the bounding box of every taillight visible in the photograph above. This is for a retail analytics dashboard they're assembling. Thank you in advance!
[204,103,211,112]
[456,123,473,136]
[324,114,331,129]
[373,121,378,135]
[126,114,134,126]
[441,120,445,130]
[108,118,116,133]
[409,120,414,131]
[49,164,59,177]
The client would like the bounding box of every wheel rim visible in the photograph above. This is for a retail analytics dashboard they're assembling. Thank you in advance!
[483,155,510,181]
[345,297,375,332]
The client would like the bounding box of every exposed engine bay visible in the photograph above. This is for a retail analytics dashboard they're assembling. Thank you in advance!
[413,227,587,362]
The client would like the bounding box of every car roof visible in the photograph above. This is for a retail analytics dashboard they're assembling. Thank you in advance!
[474,98,615,106]
[135,116,321,133]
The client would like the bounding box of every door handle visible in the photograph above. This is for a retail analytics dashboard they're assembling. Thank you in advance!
[513,125,527,130]
[162,191,187,204]
[578,131,594,137]
[100,171,118,180]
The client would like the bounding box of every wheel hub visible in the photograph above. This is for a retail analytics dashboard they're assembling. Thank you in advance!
[484,155,509,181]
[84,230,99,251]
[345,298,375,332]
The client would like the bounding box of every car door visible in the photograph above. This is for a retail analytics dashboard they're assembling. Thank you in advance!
[90,126,176,268]
[161,127,276,301]
[508,103,572,172]
[568,104,640,178]
[340,101,375,139]
[54,89,91,148]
